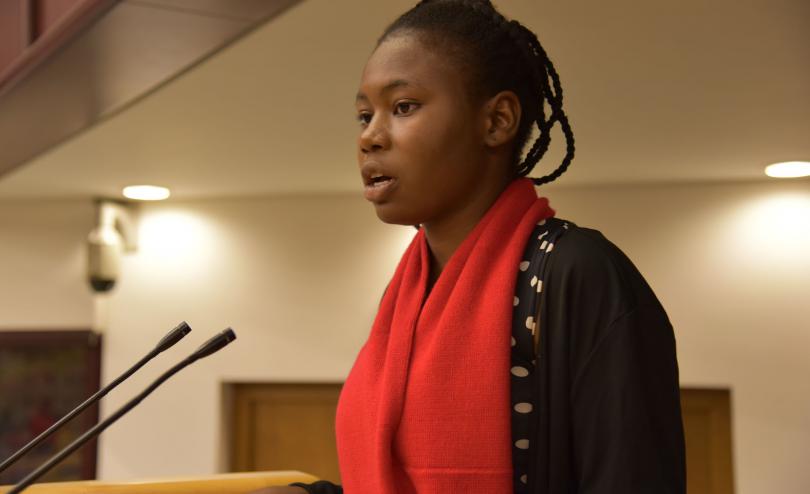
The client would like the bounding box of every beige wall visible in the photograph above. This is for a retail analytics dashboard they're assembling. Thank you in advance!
[94,193,415,480]
[1,179,808,493]
[0,200,94,329]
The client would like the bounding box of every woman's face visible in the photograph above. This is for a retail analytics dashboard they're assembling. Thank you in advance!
[355,33,492,227]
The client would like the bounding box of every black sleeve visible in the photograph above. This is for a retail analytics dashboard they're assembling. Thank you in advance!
[571,305,686,493]
[288,481,343,494]
[540,226,686,493]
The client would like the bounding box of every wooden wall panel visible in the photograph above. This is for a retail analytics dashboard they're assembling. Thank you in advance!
[228,383,342,484]
[33,0,86,39]
[681,388,735,494]
[227,384,735,492]
[0,0,30,74]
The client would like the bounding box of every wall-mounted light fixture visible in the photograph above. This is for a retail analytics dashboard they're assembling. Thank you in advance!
[87,200,138,293]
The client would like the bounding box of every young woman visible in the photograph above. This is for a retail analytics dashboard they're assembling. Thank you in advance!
[261,1,686,492]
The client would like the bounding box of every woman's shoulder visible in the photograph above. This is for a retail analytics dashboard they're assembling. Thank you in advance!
[546,218,631,274]
[544,218,662,310]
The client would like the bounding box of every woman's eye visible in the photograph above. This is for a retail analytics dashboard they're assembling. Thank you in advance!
[357,112,372,126]
[394,102,418,115]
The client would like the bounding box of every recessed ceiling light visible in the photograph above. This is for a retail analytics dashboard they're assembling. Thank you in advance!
[122,185,171,201]
[765,161,810,178]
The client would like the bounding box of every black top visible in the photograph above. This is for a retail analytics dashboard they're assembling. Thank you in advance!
[292,221,686,494]
[529,222,685,494]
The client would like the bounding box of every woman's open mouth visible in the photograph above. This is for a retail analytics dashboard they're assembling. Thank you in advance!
[364,174,397,202]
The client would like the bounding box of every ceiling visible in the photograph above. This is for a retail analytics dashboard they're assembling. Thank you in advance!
[0,0,808,200]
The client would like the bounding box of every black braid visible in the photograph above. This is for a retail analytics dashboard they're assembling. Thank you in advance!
[379,0,575,185]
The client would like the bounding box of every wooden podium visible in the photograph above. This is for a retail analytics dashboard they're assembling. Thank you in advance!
[0,471,319,494]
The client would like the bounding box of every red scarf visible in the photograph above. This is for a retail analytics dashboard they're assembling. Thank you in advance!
[336,178,555,493]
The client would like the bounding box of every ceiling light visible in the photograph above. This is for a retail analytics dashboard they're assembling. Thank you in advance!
[122,185,171,201]
[764,161,810,178]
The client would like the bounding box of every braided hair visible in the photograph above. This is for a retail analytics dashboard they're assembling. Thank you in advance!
[378,0,575,185]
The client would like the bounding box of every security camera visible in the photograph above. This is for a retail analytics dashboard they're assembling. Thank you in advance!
[87,223,123,292]
[87,200,137,293]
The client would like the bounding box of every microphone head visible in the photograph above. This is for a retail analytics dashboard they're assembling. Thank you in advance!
[154,321,192,353]
[192,328,237,360]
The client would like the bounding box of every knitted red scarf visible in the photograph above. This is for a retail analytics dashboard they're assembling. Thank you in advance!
[336,178,554,493]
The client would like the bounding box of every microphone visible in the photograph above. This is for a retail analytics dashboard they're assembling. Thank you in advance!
[7,328,237,494]
[0,321,192,476]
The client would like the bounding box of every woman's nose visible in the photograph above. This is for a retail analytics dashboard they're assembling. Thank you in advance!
[359,118,390,153]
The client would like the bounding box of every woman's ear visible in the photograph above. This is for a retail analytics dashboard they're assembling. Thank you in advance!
[482,90,521,148]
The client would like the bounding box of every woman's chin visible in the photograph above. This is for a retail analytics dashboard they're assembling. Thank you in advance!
[373,203,421,227]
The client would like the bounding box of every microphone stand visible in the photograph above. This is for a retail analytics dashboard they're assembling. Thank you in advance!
[7,328,236,494]
[0,322,192,476]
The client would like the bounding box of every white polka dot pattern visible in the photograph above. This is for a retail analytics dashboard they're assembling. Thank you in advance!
[510,217,568,493]
[511,366,529,377]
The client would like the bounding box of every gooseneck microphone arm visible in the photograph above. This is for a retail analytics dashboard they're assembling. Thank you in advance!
[8,328,237,494]
[0,321,192,476]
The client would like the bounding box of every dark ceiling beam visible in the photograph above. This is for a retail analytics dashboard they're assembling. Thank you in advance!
[0,0,302,179]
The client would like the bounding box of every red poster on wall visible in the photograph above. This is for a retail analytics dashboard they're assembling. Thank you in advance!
[0,330,101,484]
